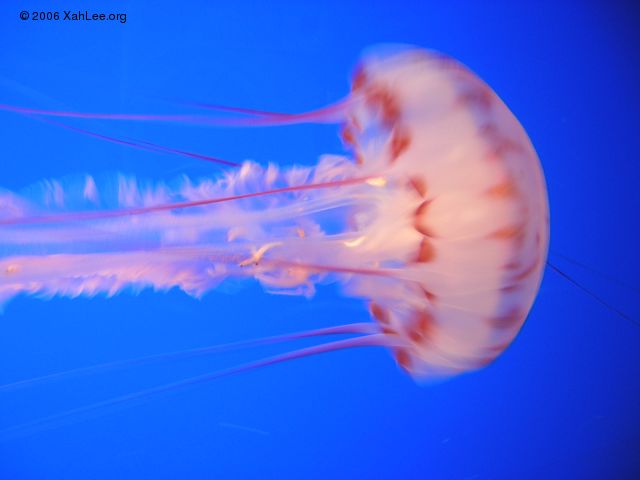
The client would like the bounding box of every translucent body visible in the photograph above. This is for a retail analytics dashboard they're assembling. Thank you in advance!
[344,49,549,377]
[0,48,548,379]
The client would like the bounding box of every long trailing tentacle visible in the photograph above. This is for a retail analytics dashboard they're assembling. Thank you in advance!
[0,322,380,393]
[0,333,398,440]
[0,99,349,126]
[164,96,350,121]
[10,98,348,167]
[33,116,240,167]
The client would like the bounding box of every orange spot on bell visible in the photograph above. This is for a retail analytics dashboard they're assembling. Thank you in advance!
[408,176,427,198]
[480,125,522,159]
[366,87,400,125]
[458,85,493,110]
[381,97,400,125]
[420,286,437,304]
[511,260,539,281]
[414,201,434,237]
[489,225,524,240]
[390,130,411,161]
[370,302,390,324]
[415,238,436,263]
[409,310,435,343]
[340,125,355,146]
[352,67,367,92]
[415,200,430,217]
[489,308,524,329]
[486,179,517,198]
[395,348,412,370]
[486,138,522,160]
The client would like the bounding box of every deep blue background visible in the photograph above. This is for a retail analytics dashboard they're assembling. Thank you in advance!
[1,1,639,479]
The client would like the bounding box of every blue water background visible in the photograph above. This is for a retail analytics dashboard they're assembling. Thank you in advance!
[1,1,639,479]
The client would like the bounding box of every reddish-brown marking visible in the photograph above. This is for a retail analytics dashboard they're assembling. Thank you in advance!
[352,67,367,92]
[340,125,355,146]
[415,238,436,263]
[390,130,411,161]
[492,139,523,157]
[409,310,435,343]
[458,86,493,110]
[414,201,434,237]
[381,95,400,125]
[504,260,522,271]
[395,348,412,370]
[489,308,524,329]
[420,286,438,304]
[489,224,525,240]
[510,259,539,282]
[415,200,430,217]
[480,124,523,160]
[500,283,520,293]
[408,176,427,198]
[370,302,390,324]
[366,87,400,125]
[486,179,517,198]
[513,228,528,249]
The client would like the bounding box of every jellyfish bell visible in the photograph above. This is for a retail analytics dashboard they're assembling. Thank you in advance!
[0,46,548,389]
[341,47,549,378]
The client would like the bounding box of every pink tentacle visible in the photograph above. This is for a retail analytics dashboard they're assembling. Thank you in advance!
[35,116,240,167]
[0,333,398,439]
[176,97,351,124]
[0,98,349,126]
[0,322,380,393]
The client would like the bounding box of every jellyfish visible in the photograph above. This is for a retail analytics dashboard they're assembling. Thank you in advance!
[0,47,548,395]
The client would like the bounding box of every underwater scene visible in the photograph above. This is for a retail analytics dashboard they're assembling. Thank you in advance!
[1,1,638,479]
